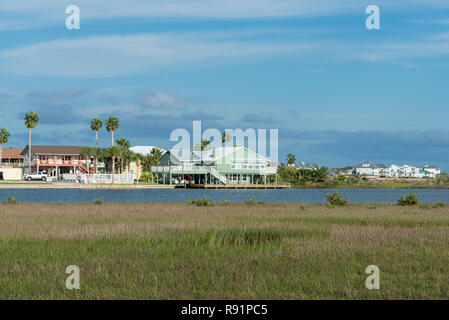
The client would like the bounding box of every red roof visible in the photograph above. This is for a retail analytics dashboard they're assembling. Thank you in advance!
[1,148,24,159]
[21,145,84,155]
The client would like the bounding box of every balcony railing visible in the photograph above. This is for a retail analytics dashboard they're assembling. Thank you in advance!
[33,159,84,166]
[151,165,278,175]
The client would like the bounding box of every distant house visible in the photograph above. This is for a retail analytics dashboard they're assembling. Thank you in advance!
[21,145,89,176]
[342,166,355,176]
[345,161,441,179]
[421,165,441,178]
[290,161,318,170]
[129,146,165,179]
[353,161,388,177]
[0,148,24,167]
[151,146,277,185]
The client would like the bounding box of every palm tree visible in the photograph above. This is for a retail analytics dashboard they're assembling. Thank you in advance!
[287,153,296,165]
[80,146,95,176]
[116,137,131,173]
[105,116,120,146]
[194,139,211,166]
[221,131,232,145]
[105,146,120,174]
[133,152,144,184]
[116,137,131,149]
[92,147,102,174]
[90,118,103,148]
[141,148,163,172]
[0,128,11,165]
[194,139,211,151]
[24,111,39,174]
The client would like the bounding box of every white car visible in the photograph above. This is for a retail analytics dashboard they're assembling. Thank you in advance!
[24,171,48,181]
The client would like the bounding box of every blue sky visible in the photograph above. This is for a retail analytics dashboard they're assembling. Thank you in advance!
[1,0,449,169]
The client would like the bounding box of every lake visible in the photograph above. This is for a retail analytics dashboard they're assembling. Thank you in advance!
[1,188,449,204]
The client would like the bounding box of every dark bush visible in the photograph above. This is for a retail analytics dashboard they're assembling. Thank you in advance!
[1,194,19,204]
[187,196,215,206]
[397,192,419,206]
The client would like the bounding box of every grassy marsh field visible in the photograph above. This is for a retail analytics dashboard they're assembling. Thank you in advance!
[0,202,448,299]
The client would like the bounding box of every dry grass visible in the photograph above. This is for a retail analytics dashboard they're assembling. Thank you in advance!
[0,203,448,299]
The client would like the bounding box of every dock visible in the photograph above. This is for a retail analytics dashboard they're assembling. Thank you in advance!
[181,184,290,189]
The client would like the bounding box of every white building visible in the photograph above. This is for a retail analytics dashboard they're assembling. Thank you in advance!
[353,161,388,177]
[346,162,441,179]
[421,165,441,178]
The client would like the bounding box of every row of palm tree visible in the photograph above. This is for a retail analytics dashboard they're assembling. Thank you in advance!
[80,140,163,177]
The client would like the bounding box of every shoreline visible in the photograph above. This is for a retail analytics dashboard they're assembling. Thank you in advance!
[0,183,175,189]
[1,182,448,190]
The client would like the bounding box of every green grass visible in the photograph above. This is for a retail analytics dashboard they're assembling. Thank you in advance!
[0,203,449,299]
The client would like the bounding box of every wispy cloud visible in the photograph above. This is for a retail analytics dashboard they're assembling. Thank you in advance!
[0,31,316,77]
[3,0,449,31]
[3,29,449,78]
[136,91,187,110]
[0,0,361,31]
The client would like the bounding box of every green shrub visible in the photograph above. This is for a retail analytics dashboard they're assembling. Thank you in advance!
[244,199,266,205]
[325,190,348,206]
[93,197,104,205]
[419,201,445,209]
[140,171,152,183]
[433,201,445,208]
[186,196,215,206]
[1,194,19,204]
[367,203,377,209]
[397,192,419,206]
[220,200,231,205]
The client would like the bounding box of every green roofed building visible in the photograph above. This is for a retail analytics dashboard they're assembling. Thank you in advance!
[151,146,277,185]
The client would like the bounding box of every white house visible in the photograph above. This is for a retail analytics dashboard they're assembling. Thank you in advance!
[346,162,441,179]
[421,165,441,178]
[353,161,388,177]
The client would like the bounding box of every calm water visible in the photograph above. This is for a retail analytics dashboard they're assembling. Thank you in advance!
[1,188,449,204]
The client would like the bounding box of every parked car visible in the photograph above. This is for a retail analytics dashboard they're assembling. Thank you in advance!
[24,171,48,181]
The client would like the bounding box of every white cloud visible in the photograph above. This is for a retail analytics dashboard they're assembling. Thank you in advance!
[3,28,449,78]
[0,0,359,29]
[137,91,187,110]
[0,31,317,77]
[3,0,449,31]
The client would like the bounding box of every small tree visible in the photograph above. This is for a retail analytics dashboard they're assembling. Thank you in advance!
[0,128,11,165]
[397,192,419,206]
[286,153,296,165]
[325,189,348,206]
[140,171,152,183]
